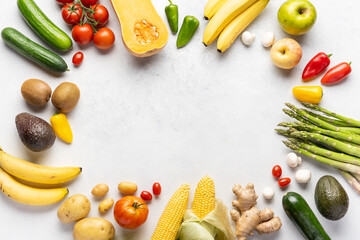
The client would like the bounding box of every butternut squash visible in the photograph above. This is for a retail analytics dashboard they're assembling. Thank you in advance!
[111,0,169,57]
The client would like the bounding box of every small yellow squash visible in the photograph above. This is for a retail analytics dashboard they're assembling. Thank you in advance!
[110,0,169,57]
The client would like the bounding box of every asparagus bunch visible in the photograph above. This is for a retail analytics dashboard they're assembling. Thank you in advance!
[276,103,360,193]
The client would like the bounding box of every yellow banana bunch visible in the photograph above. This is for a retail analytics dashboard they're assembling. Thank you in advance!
[217,0,269,52]
[0,147,81,184]
[0,167,68,205]
[0,147,81,205]
[203,0,258,46]
[204,0,229,20]
[203,0,269,51]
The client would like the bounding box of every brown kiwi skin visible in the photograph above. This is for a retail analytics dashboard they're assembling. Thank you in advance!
[51,82,80,113]
[15,112,56,152]
[21,79,52,106]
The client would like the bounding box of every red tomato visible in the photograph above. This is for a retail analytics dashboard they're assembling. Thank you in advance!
[272,165,282,178]
[278,178,291,187]
[62,3,83,25]
[72,24,94,45]
[56,0,73,5]
[72,52,84,66]
[93,28,115,49]
[152,182,161,196]
[89,4,109,27]
[80,0,98,7]
[114,196,149,229]
[140,191,152,201]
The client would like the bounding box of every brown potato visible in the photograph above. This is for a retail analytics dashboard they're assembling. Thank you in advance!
[73,217,115,240]
[91,183,109,197]
[118,181,137,195]
[57,194,90,223]
[98,198,114,213]
[52,82,80,112]
[21,79,52,106]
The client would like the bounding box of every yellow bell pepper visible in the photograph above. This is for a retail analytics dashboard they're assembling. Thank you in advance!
[50,113,73,143]
[292,86,323,104]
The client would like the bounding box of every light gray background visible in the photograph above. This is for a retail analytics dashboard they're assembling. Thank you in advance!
[0,0,359,239]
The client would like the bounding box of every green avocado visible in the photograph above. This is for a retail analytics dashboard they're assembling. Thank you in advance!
[315,175,349,221]
[15,112,55,152]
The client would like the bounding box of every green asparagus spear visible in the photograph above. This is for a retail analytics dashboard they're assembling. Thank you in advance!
[304,109,355,127]
[288,138,360,165]
[302,102,360,127]
[291,131,360,157]
[285,103,342,132]
[283,107,360,135]
[283,141,360,174]
[293,121,360,144]
[338,169,360,194]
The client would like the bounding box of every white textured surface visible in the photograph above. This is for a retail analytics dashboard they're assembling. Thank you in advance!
[0,0,359,239]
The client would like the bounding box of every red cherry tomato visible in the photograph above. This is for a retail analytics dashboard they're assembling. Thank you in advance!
[140,191,152,201]
[272,165,282,178]
[93,28,115,50]
[72,52,84,66]
[278,178,291,187]
[62,3,83,25]
[152,182,161,196]
[72,24,94,45]
[80,0,98,7]
[56,0,73,5]
[114,196,149,229]
[89,4,109,27]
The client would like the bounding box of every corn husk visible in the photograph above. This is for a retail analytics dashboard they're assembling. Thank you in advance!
[177,200,234,240]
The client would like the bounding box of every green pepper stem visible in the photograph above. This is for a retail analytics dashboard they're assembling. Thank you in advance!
[168,0,173,4]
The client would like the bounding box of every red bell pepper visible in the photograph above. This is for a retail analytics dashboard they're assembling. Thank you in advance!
[321,62,352,85]
[302,52,332,81]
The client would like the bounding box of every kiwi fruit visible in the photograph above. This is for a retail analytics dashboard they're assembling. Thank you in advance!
[52,82,80,112]
[21,79,52,106]
[15,113,56,152]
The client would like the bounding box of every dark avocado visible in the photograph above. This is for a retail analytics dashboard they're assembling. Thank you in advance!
[315,175,349,221]
[15,112,56,152]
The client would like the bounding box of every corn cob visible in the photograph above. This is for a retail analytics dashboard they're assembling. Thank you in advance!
[191,175,216,219]
[150,183,190,240]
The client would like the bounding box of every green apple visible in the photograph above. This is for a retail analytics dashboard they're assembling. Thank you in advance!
[278,0,317,35]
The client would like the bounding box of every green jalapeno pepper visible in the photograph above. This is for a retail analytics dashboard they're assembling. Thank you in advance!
[176,16,199,48]
[165,0,179,34]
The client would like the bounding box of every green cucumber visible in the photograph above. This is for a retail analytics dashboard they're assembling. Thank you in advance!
[18,0,72,51]
[282,192,330,240]
[2,27,68,73]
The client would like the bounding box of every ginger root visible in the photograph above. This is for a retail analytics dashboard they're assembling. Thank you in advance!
[230,183,282,240]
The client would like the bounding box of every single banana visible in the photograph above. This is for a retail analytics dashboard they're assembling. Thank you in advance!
[203,0,258,46]
[0,167,68,205]
[204,0,229,20]
[0,147,81,184]
[217,0,269,52]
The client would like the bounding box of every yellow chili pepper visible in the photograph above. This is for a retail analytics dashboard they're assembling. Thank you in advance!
[292,86,323,104]
[50,113,73,143]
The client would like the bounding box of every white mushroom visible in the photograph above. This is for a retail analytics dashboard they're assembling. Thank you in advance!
[262,32,275,47]
[241,31,256,46]
[295,169,312,183]
[262,187,275,200]
[286,152,299,167]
